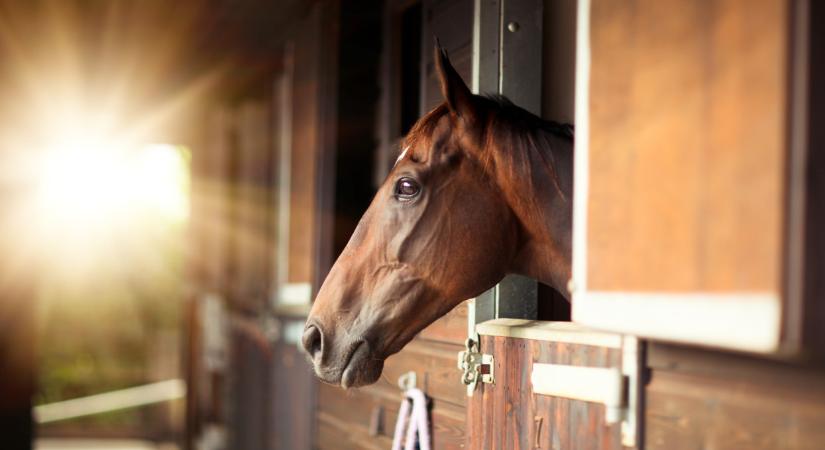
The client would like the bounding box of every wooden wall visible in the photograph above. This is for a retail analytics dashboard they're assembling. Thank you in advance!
[645,344,825,450]
[571,0,825,356]
[316,302,470,450]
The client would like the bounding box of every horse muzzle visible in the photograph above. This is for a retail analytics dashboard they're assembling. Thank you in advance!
[302,321,384,388]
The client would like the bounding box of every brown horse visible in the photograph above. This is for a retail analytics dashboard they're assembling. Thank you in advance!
[303,45,573,388]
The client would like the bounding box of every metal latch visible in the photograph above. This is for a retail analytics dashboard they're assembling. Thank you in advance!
[457,336,494,396]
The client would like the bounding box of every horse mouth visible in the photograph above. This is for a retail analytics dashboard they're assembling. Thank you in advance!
[340,340,382,389]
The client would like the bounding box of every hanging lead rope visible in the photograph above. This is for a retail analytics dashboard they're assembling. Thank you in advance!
[391,385,431,450]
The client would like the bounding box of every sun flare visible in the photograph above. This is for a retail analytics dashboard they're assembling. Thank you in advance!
[36,140,189,229]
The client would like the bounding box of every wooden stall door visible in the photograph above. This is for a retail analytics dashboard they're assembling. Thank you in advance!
[571,0,818,354]
[467,320,641,450]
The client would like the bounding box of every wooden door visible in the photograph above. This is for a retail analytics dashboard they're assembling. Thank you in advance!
[467,320,641,450]
[571,0,823,355]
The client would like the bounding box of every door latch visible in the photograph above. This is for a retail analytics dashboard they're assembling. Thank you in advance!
[457,336,494,396]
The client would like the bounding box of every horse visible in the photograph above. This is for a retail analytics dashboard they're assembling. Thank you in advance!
[303,44,574,388]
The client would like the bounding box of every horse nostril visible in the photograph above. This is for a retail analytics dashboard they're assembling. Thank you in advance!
[302,325,323,360]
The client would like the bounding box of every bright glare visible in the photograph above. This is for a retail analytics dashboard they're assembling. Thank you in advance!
[37,141,189,228]
[129,144,189,222]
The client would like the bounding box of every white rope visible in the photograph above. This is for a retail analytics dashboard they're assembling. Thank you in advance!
[391,388,431,450]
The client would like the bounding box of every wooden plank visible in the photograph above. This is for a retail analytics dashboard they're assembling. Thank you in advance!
[228,325,270,450]
[646,343,825,449]
[417,300,469,345]
[317,412,389,450]
[373,339,466,408]
[201,107,233,292]
[233,101,273,310]
[586,0,788,292]
[269,340,315,450]
[317,382,466,450]
[287,5,322,285]
[421,0,473,110]
[477,319,622,348]
[646,369,825,450]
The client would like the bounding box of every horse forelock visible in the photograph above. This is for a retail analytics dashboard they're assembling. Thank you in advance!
[402,103,450,159]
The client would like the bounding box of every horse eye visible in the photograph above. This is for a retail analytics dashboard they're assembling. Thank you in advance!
[394,177,421,200]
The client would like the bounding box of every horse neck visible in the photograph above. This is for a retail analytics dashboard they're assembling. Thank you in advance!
[489,126,573,297]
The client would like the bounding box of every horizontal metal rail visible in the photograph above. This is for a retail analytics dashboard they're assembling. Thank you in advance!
[35,379,186,424]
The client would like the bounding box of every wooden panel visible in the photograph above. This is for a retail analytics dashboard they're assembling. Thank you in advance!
[228,325,270,450]
[586,0,787,292]
[315,337,467,449]
[317,383,466,450]
[377,339,466,408]
[541,0,577,123]
[288,5,322,284]
[201,107,233,292]
[467,335,623,450]
[270,339,315,450]
[422,0,473,110]
[417,300,469,345]
[646,343,825,450]
[233,101,273,310]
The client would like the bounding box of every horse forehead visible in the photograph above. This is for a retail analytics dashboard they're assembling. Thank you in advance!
[413,115,453,159]
[397,113,454,165]
[395,146,410,165]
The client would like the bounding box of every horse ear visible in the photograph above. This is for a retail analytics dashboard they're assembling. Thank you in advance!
[434,41,476,122]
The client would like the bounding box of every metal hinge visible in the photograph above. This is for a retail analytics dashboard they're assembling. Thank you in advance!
[457,335,494,396]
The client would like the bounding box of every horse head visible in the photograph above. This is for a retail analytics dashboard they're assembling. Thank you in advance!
[303,44,572,388]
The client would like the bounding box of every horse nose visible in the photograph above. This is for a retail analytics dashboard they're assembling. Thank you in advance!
[302,323,323,361]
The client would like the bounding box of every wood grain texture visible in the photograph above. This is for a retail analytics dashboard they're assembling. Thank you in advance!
[270,339,315,450]
[316,372,466,450]
[646,343,825,449]
[288,5,322,284]
[232,101,274,311]
[228,325,270,450]
[468,335,623,450]
[417,300,469,345]
[587,0,788,292]
[315,338,467,449]
[379,339,467,408]
[200,107,233,292]
[422,0,473,110]
[646,370,825,449]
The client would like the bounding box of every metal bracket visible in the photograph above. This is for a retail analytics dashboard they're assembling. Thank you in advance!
[457,335,494,396]
[398,371,417,391]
